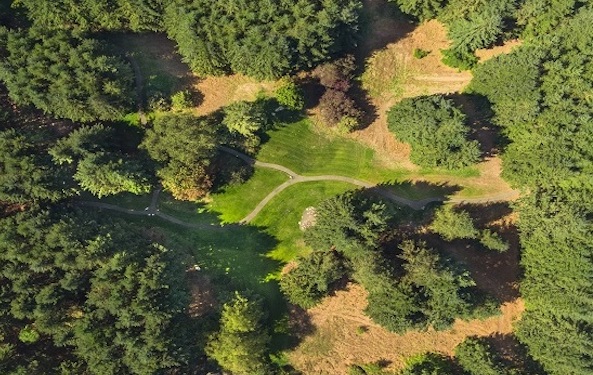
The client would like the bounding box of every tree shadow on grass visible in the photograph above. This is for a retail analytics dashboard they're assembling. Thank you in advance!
[373,180,462,202]
[102,32,199,111]
[180,221,290,318]
[210,150,256,193]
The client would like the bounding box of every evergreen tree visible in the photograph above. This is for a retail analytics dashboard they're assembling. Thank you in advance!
[12,0,165,31]
[0,206,190,374]
[0,29,134,122]
[280,250,345,308]
[387,95,480,169]
[164,0,362,79]
[430,205,478,241]
[206,292,271,375]
[0,129,72,203]
[50,125,153,198]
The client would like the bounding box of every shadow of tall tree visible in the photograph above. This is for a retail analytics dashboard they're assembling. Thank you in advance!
[416,201,520,304]
[484,333,548,375]
[351,0,417,130]
[445,93,510,158]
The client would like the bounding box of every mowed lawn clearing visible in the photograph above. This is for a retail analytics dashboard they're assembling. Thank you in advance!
[208,168,289,223]
[256,119,508,199]
[252,181,356,265]
[258,119,407,182]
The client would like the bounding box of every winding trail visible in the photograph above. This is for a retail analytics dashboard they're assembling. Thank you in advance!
[219,147,520,223]
[80,146,519,228]
[80,188,224,231]
[110,45,520,228]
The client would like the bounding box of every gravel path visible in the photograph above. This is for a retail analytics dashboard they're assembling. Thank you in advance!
[218,147,520,223]
[80,147,520,228]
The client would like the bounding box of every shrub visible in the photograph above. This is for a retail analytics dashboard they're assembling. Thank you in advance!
[315,55,357,91]
[319,89,362,127]
[170,90,194,111]
[401,353,457,375]
[18,326,40,344]
[413,48,430,59]
[441,48,479,71]
[275,79,305,110]
[479,229,509,252]
[147,92,171,112]
[337,115,360,134]
[430,205,478,241]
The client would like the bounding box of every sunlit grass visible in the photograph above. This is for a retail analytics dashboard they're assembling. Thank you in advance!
[258,120,407,182]
[252,181,356,264]
[208,168,289,223]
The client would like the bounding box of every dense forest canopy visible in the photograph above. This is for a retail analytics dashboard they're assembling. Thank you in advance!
[0,206,190,374]
[469,7,593,375]
[1,0,593,373]
[0,28,134,122]
[11,0,165,31]
[163,0,362,79]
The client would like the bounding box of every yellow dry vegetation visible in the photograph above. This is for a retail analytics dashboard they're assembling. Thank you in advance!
[288,284,524,375]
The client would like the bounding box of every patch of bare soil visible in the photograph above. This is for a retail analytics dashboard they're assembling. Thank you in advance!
[476,40,522,62]
[187,270,217,318]
[288,283,524,375]
[192,75,279,116]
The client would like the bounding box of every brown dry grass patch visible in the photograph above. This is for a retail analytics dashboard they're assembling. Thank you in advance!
[288,203,524,375]
[192,74,279,116]
[354,5,521,197]
[288,283,524,375]
[476,40,522,62]
[357,19,472,161]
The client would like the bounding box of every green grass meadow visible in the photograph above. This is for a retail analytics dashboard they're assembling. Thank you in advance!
[252,181,356,264]
[258,120,405,182]
[208,168,289,223]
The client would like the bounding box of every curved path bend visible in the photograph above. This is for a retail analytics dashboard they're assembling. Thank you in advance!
[80,147,519,228]
[218,147,520,223]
